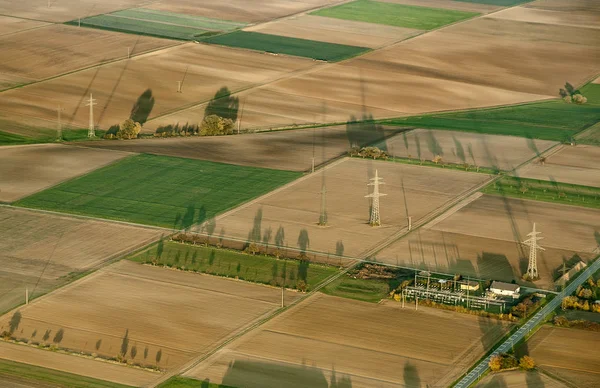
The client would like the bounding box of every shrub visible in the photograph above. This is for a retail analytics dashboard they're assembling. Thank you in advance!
[117,119,142,139]
[489,355,502,371]
[200,114,234,136]
[519,355,535,370]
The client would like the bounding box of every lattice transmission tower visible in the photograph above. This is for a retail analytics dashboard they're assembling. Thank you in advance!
[365,169,386,226]
[522,223,545,279]
[85,93,97,138]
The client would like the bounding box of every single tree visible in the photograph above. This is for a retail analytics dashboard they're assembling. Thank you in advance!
[489,355,502,371]
[519,355,535,370]
[117,119,142,139]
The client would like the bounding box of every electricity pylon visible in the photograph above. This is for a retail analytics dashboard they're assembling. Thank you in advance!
[522,223,544,280]
[85,93,97,138]
[365,169,386,226]
[318,178,327,226]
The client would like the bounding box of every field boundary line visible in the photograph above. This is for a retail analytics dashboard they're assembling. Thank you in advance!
[0,22,50,38]
[537,364,600,375]
[422,191,483,230]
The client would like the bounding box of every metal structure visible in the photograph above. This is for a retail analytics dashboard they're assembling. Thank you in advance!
[522,223,545,279]
[365,169,386,226]
[85,93,97,138]
[318,178,327,226]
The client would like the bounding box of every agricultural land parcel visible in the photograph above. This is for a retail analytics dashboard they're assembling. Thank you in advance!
[76,124,401,171]
[70,8,246,41]
[377,129,557,171]
[202,31,370,62]
[16,154,302,228]
[0,24,174,90]
[0,16,47,36]
[476,370,566,388]
[375,0,502,13]
[0,144,131,203]
[518,145,600,188]
[152,2,600,131]
[206,157,491,259]
[524,327,600,388]
[0,260,301,373]
[185,294,512,387]
[0,42,321,135]
[376,194,600,290]
[0,206,162,315]
[311,0,480,30]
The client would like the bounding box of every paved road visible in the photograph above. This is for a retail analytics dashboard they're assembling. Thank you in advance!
[454,258,600,388]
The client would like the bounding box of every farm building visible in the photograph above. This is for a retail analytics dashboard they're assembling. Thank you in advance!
[460,281,480,292]
[490,281,520,298]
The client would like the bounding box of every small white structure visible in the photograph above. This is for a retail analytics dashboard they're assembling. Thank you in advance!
[490,281,520,298]
[460,281,480,292]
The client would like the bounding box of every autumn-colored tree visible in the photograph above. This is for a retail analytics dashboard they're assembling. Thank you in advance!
[519,355,535,370]
[489,355,502,371]
[200,114,234,136]
[117,119,142,139]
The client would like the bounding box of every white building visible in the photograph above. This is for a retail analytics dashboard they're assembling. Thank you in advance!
[490,281,520,298]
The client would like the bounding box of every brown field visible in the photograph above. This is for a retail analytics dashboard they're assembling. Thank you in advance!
[0,15,47,36]
[525,327,600,388]
[146,0,340,23]
[0,143,131,203]
[526,0,600,13]
[0,207,163,314]
[0,24,176,89]
[245,15,421,48]
[206,158,491,259]
[185,293,512,388]
[378,0,501,13]
[488,5,600,29]
[476,370,566,388]
[0,42,320,134]
[381,129,557,171]
[76,125,400,172]
[0,261,300,373]
[0,0,146,23]
[518,145,600,188]
[0,341,158,387]
[377,195,600,289]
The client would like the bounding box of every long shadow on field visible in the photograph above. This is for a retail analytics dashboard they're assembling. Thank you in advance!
[477,252,515,284]
[478,317,505,354]
[526,372,546,388]
[130,89,155,126]
[204,86,240,122]
[403,361,421,388]
[479,375,508,388]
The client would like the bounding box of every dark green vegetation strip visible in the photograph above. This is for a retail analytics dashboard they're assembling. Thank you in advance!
[112,8,245,31]
[158,376,235,388]
[384,85,600,142]
[0,129,104,146]
[453,0,531,6]
[321,276,391,303]
[0,359,133,388]
[311,0,479,30]
[483,177,600,209]
[202,31,369,62]
[129,241,339,290]
[16,154,301,228]
[0,130,32,145]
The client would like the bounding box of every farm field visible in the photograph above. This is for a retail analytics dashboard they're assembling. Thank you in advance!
[488,3,600,29]
[526,0,600,12]
[184,293,512,387]
[207,157,491,259]
[0,206,162,315]
[0,144,131,203]
[378,129,557,171]
[0,24,175,90]
[525,327,600,388]
[577,123,600,146]
[0,15,47,36]
[376,194,600,289]
[312,0,479,30]
[518,145,600,188]
[0,260,301,372]
[76,124,400,171]
[475,370,566,388]
[145,0,340,23]
[244,15,420,49]
[0,343,155,387]
[202,31,370,62]
[0,42,320,134]
[376,0,502,13]
[16,154,301,228]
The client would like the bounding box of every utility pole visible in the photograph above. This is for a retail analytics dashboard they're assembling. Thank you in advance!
[56,105,63,141]
[281,285,284,308]
[365,170,386,226]
[127,47,130,59]
[25,287,28,305]
[85,93,97,138]
[523,223,545,280]
[408,216,412,231]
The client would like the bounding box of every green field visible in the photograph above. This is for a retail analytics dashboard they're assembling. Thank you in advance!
[312,0,479,30]
[321,276,391,303]
[129,241,340,290]
[454,0,532,5]
[202,31,369,62]
[16,154,301,227]
[483,177,600,209]
[158,376,235,388]
[112,8,245,31]
[0,359,132,388]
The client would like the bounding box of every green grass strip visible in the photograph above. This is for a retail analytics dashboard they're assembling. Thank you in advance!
[321,276,391,303]
[158,376,235,388]
[0,359,133,388]
[0,130,34,145]
[112,8,246,31]
[202,31,369,62]
[482,176,600,209]
[452,0,532,6]
[16,154,301,228]
[312,0,479,30]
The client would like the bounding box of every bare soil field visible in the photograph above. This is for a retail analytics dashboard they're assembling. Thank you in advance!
[146,0,340,23]
[378,0,502,13]
[0,24,176,89]
[518,145,600,188]
[0,207,162,315]
[377,195,600,289]
[76,125,400,172]
[526,0,600,13]
[0,0,147,23]
[0,341,158,387]
[0,15,47,36]
[207,158,491,259]
[526,327,600,388]
[381,129,557,171]
[0,261,300,372]
[488,5,600,29]
[185,293,512,388]
[0,42,320,133]
[476,370,566,388]
[245,15,420,48]
[0,143,131,203]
